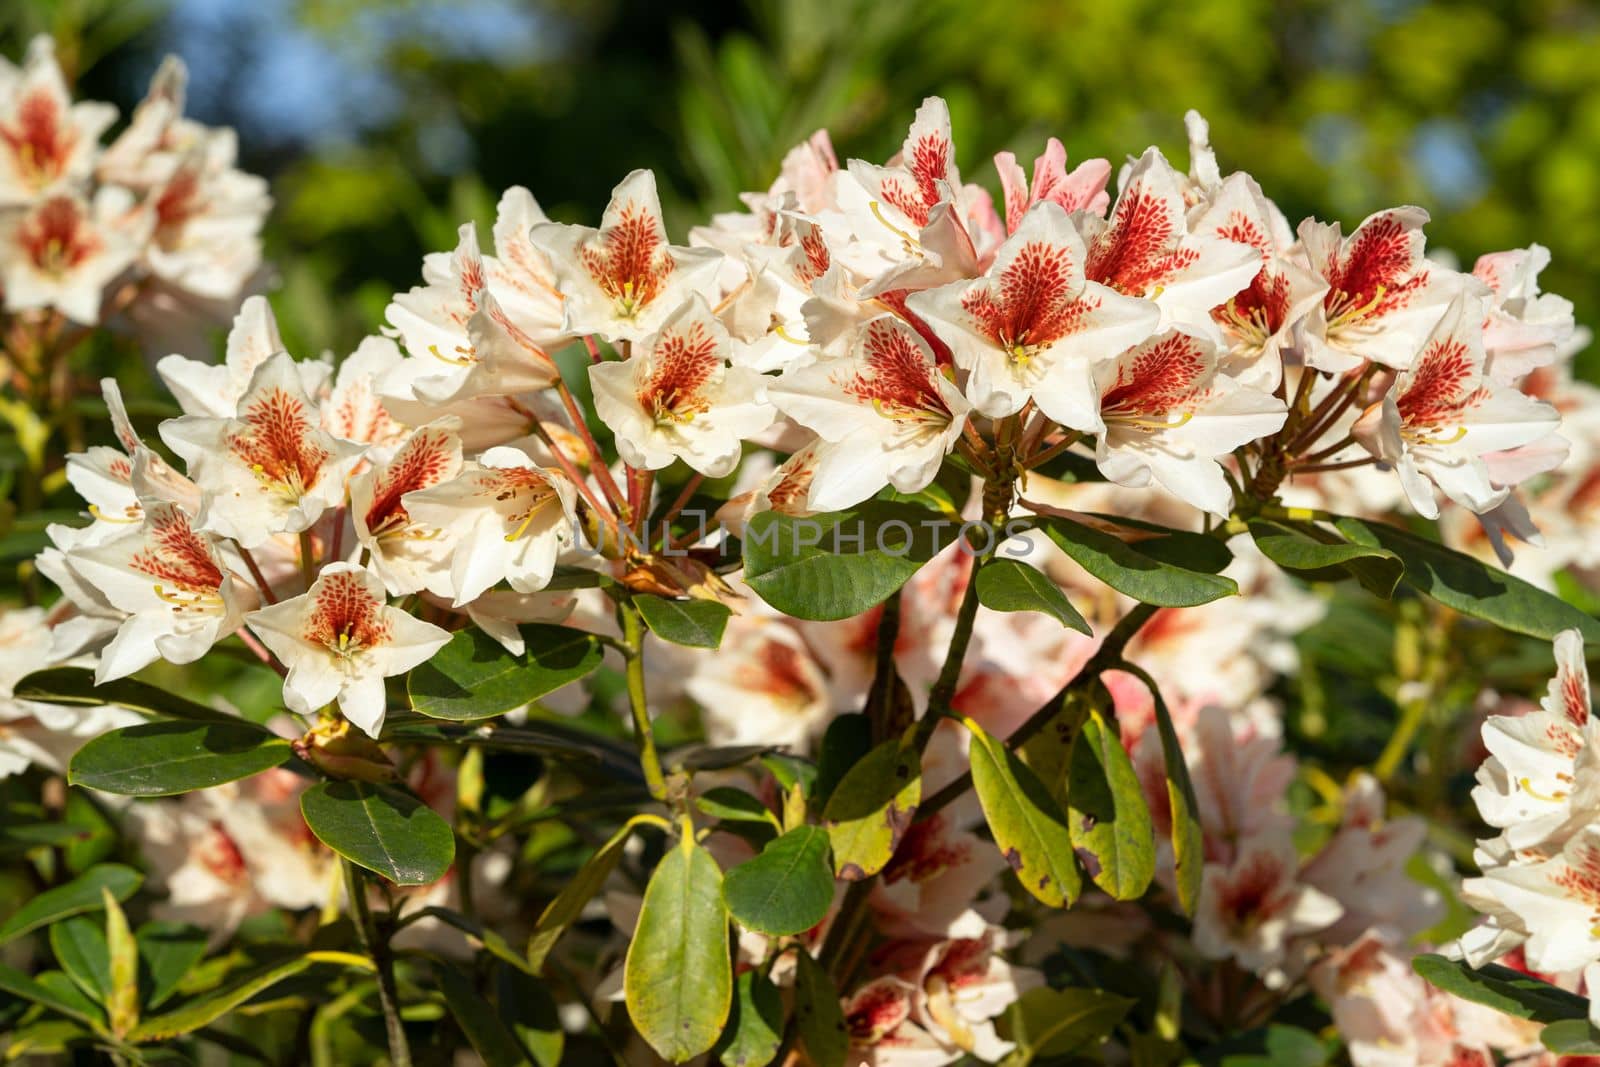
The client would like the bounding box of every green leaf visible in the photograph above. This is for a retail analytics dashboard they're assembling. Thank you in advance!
[999,986,1135,1066]
[411,906,535,976]
[975,558,1092,633]
[635,595,731,649]
[0,961,103,1027]
[812,713,872,810]
[1247,519,1404,598]
[494,964,564,1067]
[964,716,1081,907]
[68,721,291,796]
[1040,517,1237,607]
[713,970,784,1067]
[131,956,320,1041]
[1067,710,1156,900]
[50,918,110,1004]
[103,889,139,1037]
[722,826,834,936]
[527,818,639,973]
[382,717,643,781]
[299,782,454,886]
[32,972,105,1027]
[1142,673,1204,916]
[1412,953,1588,1023]
[624,833,732,1063]
[696,787,781,829]
[792,951,848,1067]
[1202,1024,1329,1066]
[1335,517,1600,641]
[1542,1019,1600,1054]
[0,864,142,945]
[822,736,921,881]
[438,963,531,1067]
[136,922,208,1010]
[407,623,603,721]
[13,668,238,724]
[742,502,959,621]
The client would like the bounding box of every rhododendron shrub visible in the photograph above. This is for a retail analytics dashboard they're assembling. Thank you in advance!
[3,65,1600,1067]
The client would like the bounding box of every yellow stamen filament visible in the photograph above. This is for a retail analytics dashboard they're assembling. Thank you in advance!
[1519,777,1569,803]
[88,504,142,524]
[868,200,921,253]
[1406,425,1469,447]
[427,343,476,367]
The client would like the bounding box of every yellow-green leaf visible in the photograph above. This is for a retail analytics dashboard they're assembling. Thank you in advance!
[822,735,921,881]
[1066,711,1156,900]
[964,716,1081,908]
[624,830,732,1062]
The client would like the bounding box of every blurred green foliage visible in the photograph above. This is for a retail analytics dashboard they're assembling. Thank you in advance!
[4,0,1594,375]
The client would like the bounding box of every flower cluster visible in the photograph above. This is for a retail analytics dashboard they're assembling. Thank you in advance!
[11,84,1596,1067]
[0,37,269,354]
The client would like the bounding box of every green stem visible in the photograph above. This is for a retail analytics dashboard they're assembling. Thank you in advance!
[343,861,412,1067]
[619,601,668,800]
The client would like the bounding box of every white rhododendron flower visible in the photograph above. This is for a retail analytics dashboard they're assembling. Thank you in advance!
[161,352,366,547]
[907,201,1158,424]
[62,501,253,681]
[348,418,465,595]
[402,445,578,605]
[1091,328,1287,516]
[769,315,971,510]
[1356,294,1561,519]
[1298,207,1464,372]
[0,37,115,205]
[532,168,722,342]
[1079,147,1260,329]
[246,563,450,736]
[589,294,774,477]
[0,191,143,325]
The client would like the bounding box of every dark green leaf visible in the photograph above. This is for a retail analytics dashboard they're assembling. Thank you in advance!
[976,558,1092,633]
[635,595,731,649]
[1335,517,1600,641]
[1040,517,1237,607]
[1413,953,1588,1023]
[50,918,110,1004]
[1000,986,1135,1065]
[13,668,237,724]
[68,721,291,796]
[792,951,848,1067]
[624,833,732,1062]
[1067,710,1156,900]
[713,970,784,1067]
[438,963,531,1067]
[299,782,454,886]
[382,717,642,782]
[722,826,834,936]
[1542,1019,1600,1054]
[1202,1024,1329,1066]
[1248,519,1404,597]
[742,502,960,621]
[0,864,142,945]
[812,714,872,810]
[407,623,603,721]
[822,736,921,881]
[964,716,1081,908]
[528,819,639,973]
[136,922,208,1010]
[494,964,564,1067]
[0,962,102,1028]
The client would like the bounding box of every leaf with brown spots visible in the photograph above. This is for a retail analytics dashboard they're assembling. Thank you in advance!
[1066,710,1156,901]
[962,716,1081,908]
[821,733,922,881]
